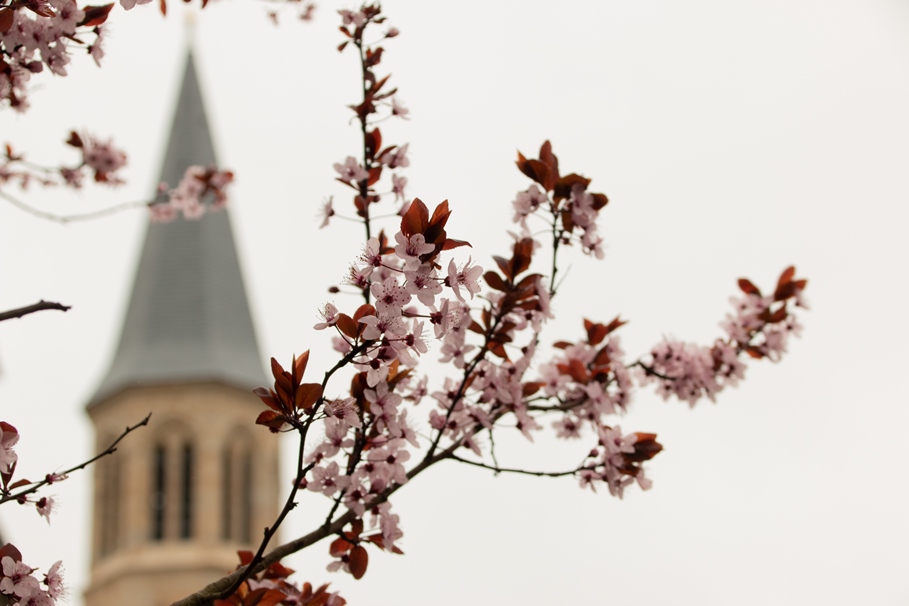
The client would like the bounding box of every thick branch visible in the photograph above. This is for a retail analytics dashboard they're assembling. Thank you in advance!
[0,300,71,323]
[170,441,462,606]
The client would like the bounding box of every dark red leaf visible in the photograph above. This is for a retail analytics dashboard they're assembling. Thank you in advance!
[400,197,429,236]
[737,278,761,296]
[292,351,310,384]
[441,238,471,251]
[78,3,113,27]
[0,544,22,563]
[483,271,507,291]
[0,9,15,34]
[349,545,368,580]
[329,537,352,557]
[336,314,358,340]
[255,410,286,433]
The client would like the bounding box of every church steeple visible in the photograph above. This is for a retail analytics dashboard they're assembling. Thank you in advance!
[89,51,265,407]
[84,51,279,606]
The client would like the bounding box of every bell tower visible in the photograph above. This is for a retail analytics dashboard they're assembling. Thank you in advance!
[84,51,279,606]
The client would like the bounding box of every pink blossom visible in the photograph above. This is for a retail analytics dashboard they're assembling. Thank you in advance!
[324,397,362,429]
[36,496,54,523]
[307,461,349,497]
[380,143,409,169]
[512,184,547,224]
[1,556,40,598]
[391,98,409,119]
[338,8,367,27]
[446,257,483,302]
[403,265,442,306]
[81,136,126,184]
[43,561,64,600]
[394,232,434,271]
[392,173,407,202]
[119,0,153,9]
[333,156,368,183]
[319,196,334,228]
[314,303,340,331]
[0,424,19,473]
[371,277,411,317]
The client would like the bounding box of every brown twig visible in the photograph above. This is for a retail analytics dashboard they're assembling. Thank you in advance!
[0,300,71,323]
[0,413,151,505]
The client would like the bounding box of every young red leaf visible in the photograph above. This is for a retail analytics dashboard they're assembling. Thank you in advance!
[0,544,22,564]
[400,197,429,236]
[350,518,364,537]
[292,351,310,384]
[367,165,382,187]
[440,237,471,251]
[296,383,323,412]
[237,550,255,566]
[26,2,56,17]
[364,534,404,554]
[252,589,290,606]
[738,278,761,296]
[483,271,508,291]
[349,545,369,580]
[255,410,286,433]
[78,3,114,27]
[0,8,13,33]
[590,192,609,210]
[336,314,359,340]
[538,140,560,189]
[329,537,352,557]
[270,357,286,382]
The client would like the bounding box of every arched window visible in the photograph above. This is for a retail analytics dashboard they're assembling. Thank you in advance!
[222,429,253,543]
[149,422,194,541]
[97,434,121,557]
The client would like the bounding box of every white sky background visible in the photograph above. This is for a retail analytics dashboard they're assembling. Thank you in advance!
[0,0,908,604]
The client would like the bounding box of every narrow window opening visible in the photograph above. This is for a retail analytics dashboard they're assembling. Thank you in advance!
[222,448,233,541]
[180,443,193,539]
[240,449,252,544]
[151,445,166,541]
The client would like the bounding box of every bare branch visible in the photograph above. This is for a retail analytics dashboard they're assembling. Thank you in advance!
[0,189,147,224]
[0,300,71,323]
[0,413,151,505]
[449,454,584,478]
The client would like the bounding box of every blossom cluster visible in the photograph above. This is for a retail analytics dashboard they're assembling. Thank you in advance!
[0,0,110,111]
[321,4,410,230]
[639,268,807,406]
[232,4,811,601]
[0,552,64,606]
[0,131,127,192]
[213,552,346,606]
[149,165,235,222]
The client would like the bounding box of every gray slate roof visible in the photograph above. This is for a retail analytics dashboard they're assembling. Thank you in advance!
[89,52,265,407]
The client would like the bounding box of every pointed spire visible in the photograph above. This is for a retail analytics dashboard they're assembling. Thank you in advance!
[90,52,265,406]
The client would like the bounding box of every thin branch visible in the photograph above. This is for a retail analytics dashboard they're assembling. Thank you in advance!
[0,413,151,505]
[449,454,584,478]
[0,189,147,224]
[0,300,70,323]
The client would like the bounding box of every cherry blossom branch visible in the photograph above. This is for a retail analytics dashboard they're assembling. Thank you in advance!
[0,300,70,323]
[218,420,315,598]
[0,413,150,505]
[171,440,464,606]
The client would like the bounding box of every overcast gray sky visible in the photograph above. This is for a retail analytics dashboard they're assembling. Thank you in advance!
[1,1,908,604]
